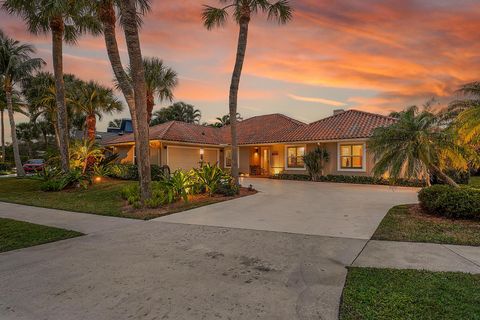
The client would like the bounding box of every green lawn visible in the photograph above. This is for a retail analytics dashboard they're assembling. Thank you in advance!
[0,178,134,218]
[340,267,480,320]
[470,176,480,188]
[0,217,83,252]
[372,204,480,246]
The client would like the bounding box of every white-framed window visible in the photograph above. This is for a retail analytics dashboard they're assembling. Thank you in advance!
[337,142,366,172]
[285,145,306,170]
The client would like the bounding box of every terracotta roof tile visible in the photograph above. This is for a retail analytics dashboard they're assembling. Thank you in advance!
[105,110,395,146]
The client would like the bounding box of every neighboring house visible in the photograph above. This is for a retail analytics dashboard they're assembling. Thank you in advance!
[104,110,396,177]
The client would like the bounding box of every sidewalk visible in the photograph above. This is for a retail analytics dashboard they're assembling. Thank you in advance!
[353,240,480,273]
[0,201,140,234]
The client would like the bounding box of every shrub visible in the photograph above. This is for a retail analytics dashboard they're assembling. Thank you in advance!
[303,147,329,181]
[193,163,226,196]
[0,162,13,171]
[158,170,195,203]
[271,173,424,187]
[216,176,240,196]
[419,185,480,219]
[431,169,470,185]
[108,164,170,181]
[40,168,91,192]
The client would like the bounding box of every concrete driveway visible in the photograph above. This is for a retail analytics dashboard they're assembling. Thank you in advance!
[156,178,419,239]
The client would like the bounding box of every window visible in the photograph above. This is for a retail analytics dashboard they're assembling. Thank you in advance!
[340,144,363,169]
[225,149,232,167]
[286,146,305,168]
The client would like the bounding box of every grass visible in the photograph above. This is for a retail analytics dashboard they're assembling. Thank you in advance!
[470,176,480,188]
[372,204,480,246]
[0,217,83,253]
[0,178,134,218]
[340,267,480,320]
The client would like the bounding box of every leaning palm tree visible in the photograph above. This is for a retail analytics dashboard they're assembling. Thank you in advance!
[0,86,24,161]
[368,106,470,187]
[0,33,44,176]
[202,0,293,183]
[449,81,480,144]
[74,81,123,140]
[150,102,201,126]
[3,0,102,173]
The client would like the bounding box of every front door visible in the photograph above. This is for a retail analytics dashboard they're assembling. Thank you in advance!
[260,147,270,175]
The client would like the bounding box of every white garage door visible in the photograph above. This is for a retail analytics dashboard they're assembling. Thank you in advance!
[168,147,201,171]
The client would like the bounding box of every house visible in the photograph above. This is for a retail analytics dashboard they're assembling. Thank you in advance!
[104,109,396,177]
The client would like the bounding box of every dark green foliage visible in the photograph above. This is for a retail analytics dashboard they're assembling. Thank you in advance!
[431,169,470,185]
[40,168,91,191]
[419,185,480,219]
[108,164,169,181]
[303,146,329,181]
[216,175,240,196]
[193,163,228,195]
[0,162,13,171]
[271,173,424,187]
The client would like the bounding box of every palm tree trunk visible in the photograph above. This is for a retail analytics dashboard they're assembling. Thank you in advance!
[1,108,5,162]
[53,121,61,151]
[429,165,459,188]
[120,0,152,201]
[229,16,250,184]
[86,113,96,141]
[50,17,70,173]
[146,91,155,124]
[5,86,25,177]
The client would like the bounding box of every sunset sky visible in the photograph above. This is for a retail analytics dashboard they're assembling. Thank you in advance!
[1,0,479,142]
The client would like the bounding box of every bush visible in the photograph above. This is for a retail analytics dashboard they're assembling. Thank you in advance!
[216,176,240,196]
[419,185,480,219]
[0,162,13,171]
[271,173,424,187]
[303,147,329,181]
[193,163,226,196]
[40,168,91,192]
[108,164,170,181]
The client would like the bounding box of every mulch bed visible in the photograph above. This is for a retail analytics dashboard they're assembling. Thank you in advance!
[122,187,257,220]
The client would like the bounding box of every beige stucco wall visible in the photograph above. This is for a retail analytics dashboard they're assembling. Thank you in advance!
[115,145,134,164]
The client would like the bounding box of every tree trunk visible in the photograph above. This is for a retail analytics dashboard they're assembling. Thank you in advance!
[1,108,5,161]
[5,86,25,176]
[228,15,250,184]
[146,91,155,124]
[86,113,96,141]
[53,120,61,151]
[120,0,152,201]
[429,165,459,188]
[50,18,70,173]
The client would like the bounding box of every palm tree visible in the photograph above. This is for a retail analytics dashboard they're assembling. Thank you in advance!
[16,122,39,158]
[3,0,101,173]
[151,102,201,126]
[109,118,122,128]
[212,113,243,127]
[74,80,123,141]
[0,33,44,176]
[0,86,24,161]
[368,106,470,187]
[449,82,480,144]
[202,0,293,183]
[119,0,152,201]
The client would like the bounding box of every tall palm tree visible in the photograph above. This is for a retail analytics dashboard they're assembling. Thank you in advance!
[0,86,24,161]
[212,113,243,127]
[368,106,470,187]
[119,0,152,201]
[94,0,152,202]
[74,80,123,140]
[449,81,480,144]
[0,33,44,176]
[151,102,201,126]
[3,0,101,173]
[202,0,293,183]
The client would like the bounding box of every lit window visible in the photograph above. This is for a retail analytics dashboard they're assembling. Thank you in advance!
[340,144,363,169]
[287,146,305,168]
[225,149,232,167]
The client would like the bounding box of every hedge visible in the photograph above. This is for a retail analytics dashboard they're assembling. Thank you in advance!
[271,173,424,187]
[418,185,480,220]
[0,162,13,171]
[108,164,170,181]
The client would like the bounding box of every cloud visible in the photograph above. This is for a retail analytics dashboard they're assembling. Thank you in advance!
[287,94,346,107]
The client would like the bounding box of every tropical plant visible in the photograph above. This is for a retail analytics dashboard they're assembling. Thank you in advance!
[202,0,293,183]
[123,57,178,124]
[368,105,471,187]
[158,170,195,203]
[69,139,105,174]
[0,86,24,161]
[3,0,102,173]
[74,80,123,140]
[108,118,122,128]
[193,163,226,196]
[0,32,44,176]
[40,167,91,191]
[303,147,329,181]
[449,81,480,144]
[151,102,201,126]
[15,122,39,157]
[210,113,243,128]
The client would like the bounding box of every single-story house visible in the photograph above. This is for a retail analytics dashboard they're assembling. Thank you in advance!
[104,109,396,177]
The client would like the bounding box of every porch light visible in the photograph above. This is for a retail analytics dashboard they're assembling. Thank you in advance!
[200,148,204,155]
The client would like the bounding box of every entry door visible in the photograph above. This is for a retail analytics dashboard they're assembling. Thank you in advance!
[261,147,270,175]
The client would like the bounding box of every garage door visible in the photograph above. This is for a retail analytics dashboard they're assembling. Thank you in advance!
[168,147,201,171]
[203,149,219,165]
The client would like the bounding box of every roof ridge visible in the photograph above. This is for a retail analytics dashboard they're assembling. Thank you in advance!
[347,109,397,121]
[241,113,306,125]
[308,109,395,125]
